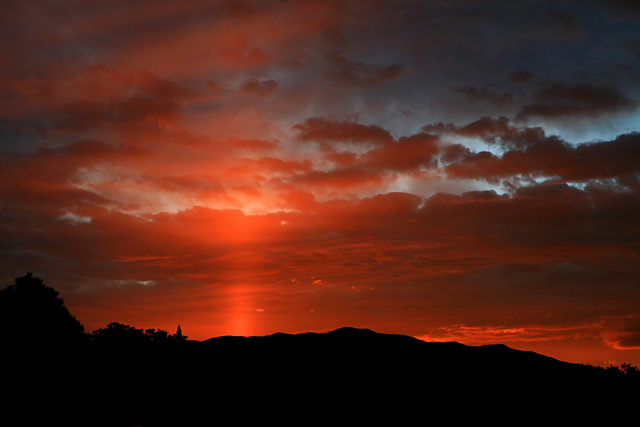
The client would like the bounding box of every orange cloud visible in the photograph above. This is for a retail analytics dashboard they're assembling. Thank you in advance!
[293,117,393,146]
[2,0,640,369]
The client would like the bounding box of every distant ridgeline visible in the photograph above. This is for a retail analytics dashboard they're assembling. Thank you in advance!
[2,273,639,426]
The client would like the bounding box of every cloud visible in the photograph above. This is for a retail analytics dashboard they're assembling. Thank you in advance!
[239,79,278,97]
[443,128,640,183]
[425,116,640,184]
[58,65,200,133]
[546,10,580,36]
[3,135,639,347]
[2,0,640,365]
[517,82,637,121]
[228,137,280,153]
[217,46,272,68]
[323,52,403,87]
[425,116,550,152]
[292,117,393,146]
[58,212,92,225]
[596,0,640,13]
[509,70,537,84]
[598,315,640,350]
[292,167,388,193]
[359,133,439,172]
[286,119,440,192]
[254,157,313,174]
[452,86,514,106]
[0,139,147,217]
[417,323,597,345]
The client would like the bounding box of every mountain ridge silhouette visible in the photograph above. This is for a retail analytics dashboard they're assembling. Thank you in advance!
[5,325,639,426]
[200,325,574,368]
[184,327,637,423]
[4,273,636,426]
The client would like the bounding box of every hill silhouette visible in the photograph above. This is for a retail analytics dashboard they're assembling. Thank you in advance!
[2,275,639,426]
[6,326,635,426]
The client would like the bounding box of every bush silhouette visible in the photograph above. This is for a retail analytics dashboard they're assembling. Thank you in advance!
[91,322,187,348]
[0,272,86,350]
[91,322,147,348]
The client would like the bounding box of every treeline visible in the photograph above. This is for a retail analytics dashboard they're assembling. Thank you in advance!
[0,272,187,352]
[1,272,639,377]
[2,273,640,426]
[600,362,640,377]
[91,322,187,347]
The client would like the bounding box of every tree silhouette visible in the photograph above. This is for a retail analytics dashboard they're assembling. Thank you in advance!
[91,322,187,348]
[146,327,171,343]
[174,325,186,341]
[91,322,147,348]
[0,272,86,350]
[603,362,640,377]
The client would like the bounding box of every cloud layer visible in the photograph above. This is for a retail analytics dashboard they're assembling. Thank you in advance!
[1,0,639,366]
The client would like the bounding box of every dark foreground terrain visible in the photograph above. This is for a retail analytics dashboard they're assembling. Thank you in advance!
[4,326,639,426]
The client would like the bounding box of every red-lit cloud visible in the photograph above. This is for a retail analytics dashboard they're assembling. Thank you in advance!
[1,0,639,367]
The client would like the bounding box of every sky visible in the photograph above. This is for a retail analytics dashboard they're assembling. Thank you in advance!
[1,0,640,367]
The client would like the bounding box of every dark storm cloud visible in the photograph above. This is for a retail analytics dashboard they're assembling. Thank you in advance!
[597,0,640,13]
[509,70,537,84]
[425,116,547,150]
[323,52,403,87]
[452,86,515,106]
[436,117,640,183]
[546,9,580,36]
[517,82,637,120]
